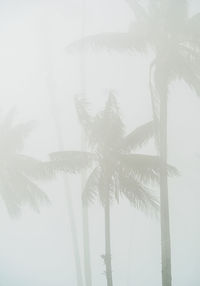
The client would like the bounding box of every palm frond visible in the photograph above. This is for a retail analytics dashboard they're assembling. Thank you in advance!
[152,31,200,98]
[98,170,114,207]
[186,12,200,41]
[82,166,100,206]
[119,154,160,183]
[119,174,159,215]
[125,0,148,20]
[49,151,96,173]
[175,50,200,96]
[161,0,188,28]
[0,172,49,217]
[67,32,146,54]
[103,93,124,134]
[12,155,55,180]
[120,121,154,152]
[119,154,178,183]
[74,95,93,139]
[90,93,124,149]
[0,113,50,217]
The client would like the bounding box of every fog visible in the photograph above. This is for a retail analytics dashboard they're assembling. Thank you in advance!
[0,0,200,285]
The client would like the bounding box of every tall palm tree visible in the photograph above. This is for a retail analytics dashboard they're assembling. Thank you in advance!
[50,94,177,286]
[0,110,52,216]
[67,2,200,285]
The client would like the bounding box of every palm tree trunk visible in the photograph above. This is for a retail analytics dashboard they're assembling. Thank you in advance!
[104,197,113,286]
[149,61,159,151]
[41,18,84,285]
[45,60,83,285]
[63,177,84,286]
[149,62,172,286]
[50,96,84,286]
[80,0,92,282]
[159,91,172,286]
[149,61,157,123]
[81,161,92,286]
[82,204,92,286]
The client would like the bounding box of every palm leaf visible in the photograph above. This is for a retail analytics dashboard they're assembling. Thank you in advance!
[125,0,148,20]
[119,174,159,214]
[161,0,188,27]
[172,50,200,96]
[186,12,200,41]
[82,166,100,205]
[0,172,49,217]
[75,95,93,139]
[120,121,154,152]
[11,155,55,180]
[119,154,178,183]
[67,32,146,54]
[49,151,96,173]
[120,154,160,183]
[90,93,125,149]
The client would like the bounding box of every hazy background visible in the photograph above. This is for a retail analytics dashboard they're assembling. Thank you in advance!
[0,0,200,285]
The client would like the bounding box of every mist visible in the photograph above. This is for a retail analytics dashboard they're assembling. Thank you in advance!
[0,0,200,286]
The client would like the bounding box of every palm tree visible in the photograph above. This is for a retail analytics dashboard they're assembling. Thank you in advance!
[50,94,177,286]
[67,2,200,285]
[0,110,52,216]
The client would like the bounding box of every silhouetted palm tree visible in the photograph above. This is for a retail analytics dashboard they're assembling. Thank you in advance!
[67,2,200,285]
[0,110,52,216]
[50,94,177,286]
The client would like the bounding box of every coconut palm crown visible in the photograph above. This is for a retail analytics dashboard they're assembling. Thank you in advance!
[0,111,53,216]
[50,93,163,210]
[68,0,200,107]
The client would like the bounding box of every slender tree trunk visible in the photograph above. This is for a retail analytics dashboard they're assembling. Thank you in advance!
[52,111,84,286]
[40,16,84,285]
[149,61,159,151]
[81,138,92,286]
[82,202,92,286]
[44,33,84,284]
[63,177,83,286]
[149,61,157,123]
[104,197,113,286]
[80,0,92,283]
[159,91,172,286]
[149,61,172,286]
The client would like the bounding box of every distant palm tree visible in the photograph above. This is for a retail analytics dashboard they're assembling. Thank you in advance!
[0,110,52,216]
[67,2,200,285]
[50,94,177,286]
